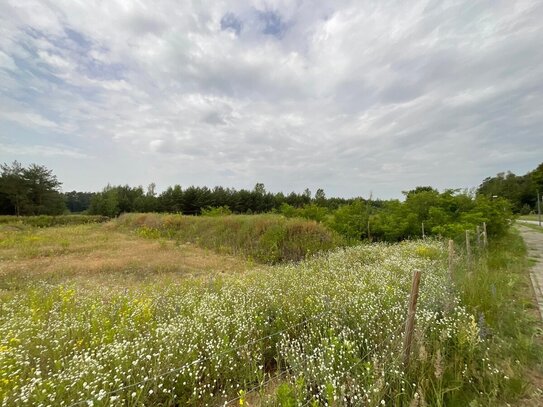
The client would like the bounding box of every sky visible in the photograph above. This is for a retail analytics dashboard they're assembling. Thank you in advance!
[0,0,542,199]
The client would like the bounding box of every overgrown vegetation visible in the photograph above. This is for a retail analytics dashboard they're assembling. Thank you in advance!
[0,214,109,228]
[87,185,516,244]
[279,187,513,242]
[452,229,543,404]
[0,224,539,406]
[1,161,541,406]
[4,161,540,246]
[117,213,344,263]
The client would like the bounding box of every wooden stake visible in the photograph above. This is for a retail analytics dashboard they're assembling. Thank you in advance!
[465,230,471,270]
[448,239,454,276]
[483,222,487,247]
[421,222,425,239]
[403,270,421,368]
[476,225,481,247]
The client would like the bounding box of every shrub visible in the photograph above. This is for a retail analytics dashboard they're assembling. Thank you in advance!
[201,206,232,217]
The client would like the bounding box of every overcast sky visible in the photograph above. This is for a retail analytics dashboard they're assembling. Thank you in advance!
[1,1,542,198]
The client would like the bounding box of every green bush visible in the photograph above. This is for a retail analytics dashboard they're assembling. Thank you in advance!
[279,203,329,223]
[201,206,232,217]
[330,190,514,242]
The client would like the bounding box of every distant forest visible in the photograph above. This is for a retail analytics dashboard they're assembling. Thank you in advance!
[0,161,357,216]
[1,160,542,218]
[0,161,543,233]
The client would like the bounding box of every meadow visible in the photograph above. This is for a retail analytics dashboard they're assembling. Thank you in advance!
[0,216,541,406]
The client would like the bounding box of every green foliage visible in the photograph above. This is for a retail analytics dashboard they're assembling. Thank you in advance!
[278,202,299,218]
[118,213,344,263]
[88,185,120,217]
[201,206,232,216]
[275,383,297,406]
[88,184,160,217]
[328,199,369,241]
[279,203,329,223]
[87,182,360,217]
[328,189,514,242]
[0,161,65,216]
[63,191,96,213]
[477,163,543,213]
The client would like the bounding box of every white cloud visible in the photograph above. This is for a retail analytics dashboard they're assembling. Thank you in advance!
[0,0,542,196]
[0,143,89,159]
[0,50,17,71]
[0,110,59,130]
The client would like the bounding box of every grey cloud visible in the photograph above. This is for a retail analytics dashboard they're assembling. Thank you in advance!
[220,13,242,35]
[258,10,286,37]
[202,111,226,125]
[124,14,166,35]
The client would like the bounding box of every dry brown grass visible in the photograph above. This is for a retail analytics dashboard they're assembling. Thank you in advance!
[0,223,257,292]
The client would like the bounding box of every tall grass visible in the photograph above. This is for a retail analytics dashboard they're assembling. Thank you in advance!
[0,215,109,228]
[449,229,543,404]
[117,213,344,263]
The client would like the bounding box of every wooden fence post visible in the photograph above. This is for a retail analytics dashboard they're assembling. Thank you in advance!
[465,230,471,271]
[421,222,425,239]
[483,222,488,247]
[448,239,454,276]
[403,270,421,368]
[476,225,481,247]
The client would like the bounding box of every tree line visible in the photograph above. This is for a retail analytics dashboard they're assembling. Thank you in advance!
[1,160,540,241]
[86,183,356,217]
[0,161,65,216]
[477,162,543,214]
[0,161,357,216]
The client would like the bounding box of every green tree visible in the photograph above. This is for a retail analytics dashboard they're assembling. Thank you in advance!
[0,161,27,216]
[89,185,119,217]
[314,188,326,205]
[0,161,65,215]
[159,185,183,212]
[23,164,65,215]
[63,191,96,213]
[329,200,369,241]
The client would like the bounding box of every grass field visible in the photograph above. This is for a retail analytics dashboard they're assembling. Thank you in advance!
[0,218,541,406]
[0,222,255,294]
